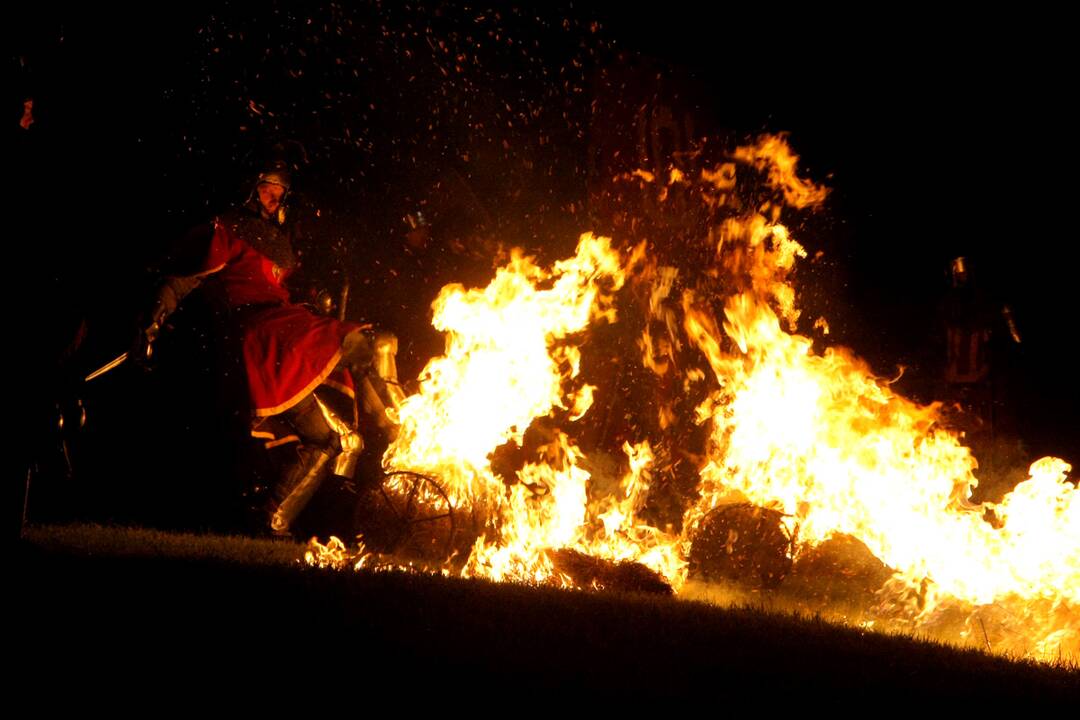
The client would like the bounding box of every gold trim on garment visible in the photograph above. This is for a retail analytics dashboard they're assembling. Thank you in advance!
[253,347,344,417]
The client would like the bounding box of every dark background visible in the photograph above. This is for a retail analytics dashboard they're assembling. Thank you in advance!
[12,2,1077,523]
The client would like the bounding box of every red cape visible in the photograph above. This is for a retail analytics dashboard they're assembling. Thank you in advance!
[203,219,361,416]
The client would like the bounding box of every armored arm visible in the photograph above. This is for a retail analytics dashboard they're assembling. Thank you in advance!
[135,222,230,360]
[142,273,205,345]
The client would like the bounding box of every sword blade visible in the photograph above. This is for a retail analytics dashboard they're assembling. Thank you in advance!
[85,352,128,382]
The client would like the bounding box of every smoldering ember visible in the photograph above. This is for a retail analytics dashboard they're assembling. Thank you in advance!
[15,2,1078,677]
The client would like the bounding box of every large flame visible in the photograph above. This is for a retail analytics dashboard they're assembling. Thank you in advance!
[384,233,624,503]
[678,137,1077,658]
[310,134,1076,662]
[685,283,1079,606]
[380,233,687,585]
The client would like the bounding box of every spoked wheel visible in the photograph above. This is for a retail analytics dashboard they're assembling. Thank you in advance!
[365,470,457,563]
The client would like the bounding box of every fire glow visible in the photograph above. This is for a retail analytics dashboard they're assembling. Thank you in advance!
[310,135,1077,662]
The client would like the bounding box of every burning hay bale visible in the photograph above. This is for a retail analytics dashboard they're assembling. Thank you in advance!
[547,548,673,595]
[789,533,893,603]
[689,503,794,589]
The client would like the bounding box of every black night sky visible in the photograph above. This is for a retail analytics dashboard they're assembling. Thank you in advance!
[13,1,1077,481]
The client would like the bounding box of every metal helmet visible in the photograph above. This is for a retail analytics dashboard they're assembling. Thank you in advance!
[950,256,970,289]
[256,166,291,193]
[247,163,292,225]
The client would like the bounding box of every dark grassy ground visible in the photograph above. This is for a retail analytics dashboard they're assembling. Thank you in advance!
[14,524,1078,704]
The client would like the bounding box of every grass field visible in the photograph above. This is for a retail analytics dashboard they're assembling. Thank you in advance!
[14,523,1078,703]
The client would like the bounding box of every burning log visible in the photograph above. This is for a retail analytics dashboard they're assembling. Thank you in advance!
[689,503,794,589]
[546,548,672,595]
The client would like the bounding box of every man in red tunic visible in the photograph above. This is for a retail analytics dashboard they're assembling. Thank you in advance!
[141,165,402,535]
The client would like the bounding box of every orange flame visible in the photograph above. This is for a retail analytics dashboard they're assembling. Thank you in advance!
[381,233,686,586]
[731,132,830,209]
[678,140,1076,657]
[384,233,626,506]
[306,133,1076,662]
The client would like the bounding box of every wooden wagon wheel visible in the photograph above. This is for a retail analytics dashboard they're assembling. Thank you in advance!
[374,470,457,562]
